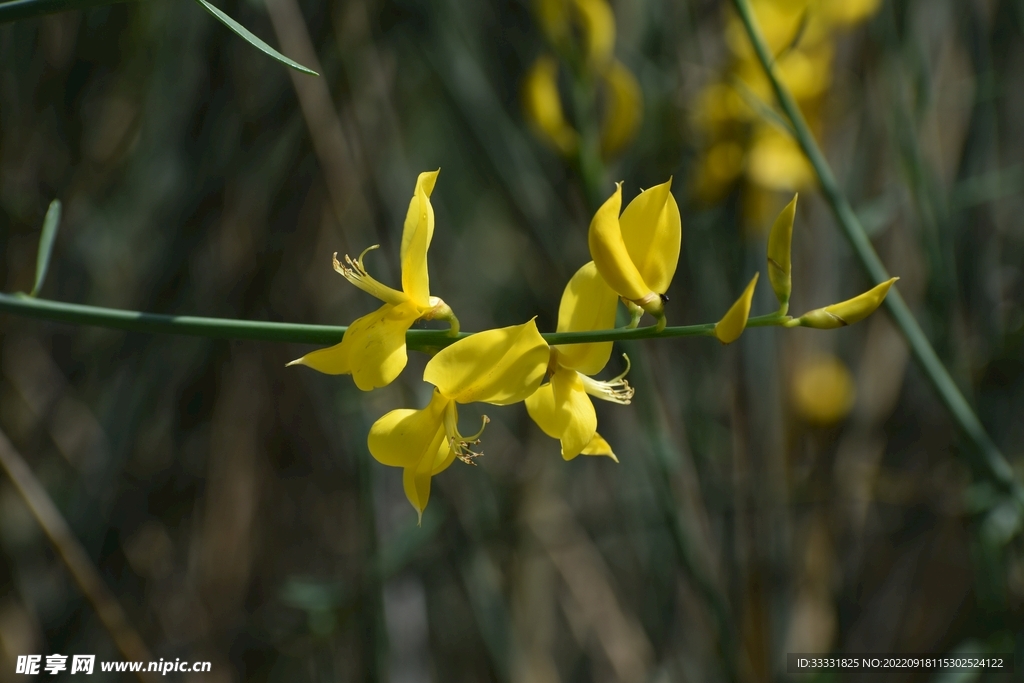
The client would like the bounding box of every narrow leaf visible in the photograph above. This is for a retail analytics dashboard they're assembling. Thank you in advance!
[31,200,62,297]
[193,0,318,76]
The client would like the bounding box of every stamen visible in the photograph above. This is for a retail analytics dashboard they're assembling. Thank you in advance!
[331,247,408,306]
[444,403,490,465]
[579,354,635,405]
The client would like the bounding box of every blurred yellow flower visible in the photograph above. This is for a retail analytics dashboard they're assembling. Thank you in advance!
[600,61,643,159]
[522,56,579,156]
[790,354,856,424]
[526,261,629,460]
[369,320,550,520]
[287,170,457,390]
[534,0,615,68]
[588,179,681,329]
[693,0,880,220]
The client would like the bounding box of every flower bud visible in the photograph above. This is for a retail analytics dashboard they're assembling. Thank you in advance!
[713,273,759,344]
[793,277,898,329]
[767,194,797,313]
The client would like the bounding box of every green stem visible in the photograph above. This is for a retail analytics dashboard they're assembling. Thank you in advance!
[730,0,1019,495]
[0,291,722,349]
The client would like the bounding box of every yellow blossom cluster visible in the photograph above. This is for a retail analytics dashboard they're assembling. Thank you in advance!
[288,171,895,520]
[521,0,642,160]
[691,0,881,226]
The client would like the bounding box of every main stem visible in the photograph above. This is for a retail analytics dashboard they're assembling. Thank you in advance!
[0,292,730,350]
[729,0,1019,495]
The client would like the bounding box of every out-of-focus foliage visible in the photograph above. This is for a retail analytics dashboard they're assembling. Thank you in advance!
[0,0,1023,681]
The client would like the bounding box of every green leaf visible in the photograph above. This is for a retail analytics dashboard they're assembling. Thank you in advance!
[31,199,61,298]
[193,0,318,76]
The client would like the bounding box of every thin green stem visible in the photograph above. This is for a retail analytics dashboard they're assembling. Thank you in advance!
[730,0,1019,495]
[0,0,129,23]
[0,291,726,349]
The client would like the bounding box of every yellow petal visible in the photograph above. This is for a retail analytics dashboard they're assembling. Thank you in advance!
[581,432,618,461]
[522,56,579,156]
[767,194,798,312]
[618,178,682,294]
[823,0,882,27]
[286,301,420,390]
[795,278,898,329]
[588,184,651,302]
[599,60,642,159]
[571,0,615,68]
[713,273,759,344]
[401,418,457,524]
[400,170,439,308]
[368,389,449,469]
[424,320,550,406]
[524,366,598,460]
[554,261,618,375]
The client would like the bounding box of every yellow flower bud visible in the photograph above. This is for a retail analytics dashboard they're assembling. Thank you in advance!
[793,277,898,329]
[522,55,579,157]
[767,194,797,313]
[713,273,759,344]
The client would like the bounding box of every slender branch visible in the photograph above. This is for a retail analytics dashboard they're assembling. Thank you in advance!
[729,0,1019,495]
[0,291,742,349]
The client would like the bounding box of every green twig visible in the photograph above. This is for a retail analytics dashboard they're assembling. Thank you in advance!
[729,0,1020,496]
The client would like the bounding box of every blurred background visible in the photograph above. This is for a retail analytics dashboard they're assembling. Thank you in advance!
[1,0,1023,680]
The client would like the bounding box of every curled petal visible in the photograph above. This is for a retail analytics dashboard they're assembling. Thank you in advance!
[525,365,598,460]
[600,60,643,159]
[588,184,651,302]
[367,389,449,469]
[522,56,579,157]
[401,170,439,308]
[713,273,759,344]
[555,261,618,375]
[369,389,452,521]
[425,320,549,406]
[618,178,681,294]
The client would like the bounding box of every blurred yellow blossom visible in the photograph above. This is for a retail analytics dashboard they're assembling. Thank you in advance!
[791,354,856,424]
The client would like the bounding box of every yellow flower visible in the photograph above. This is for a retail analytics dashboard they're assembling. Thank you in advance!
[287,170,457,390]
[791,353,856,424]
[767,194,798,313]
[525,262,630,460]
[588,179,681,329]
[368,320,549,520]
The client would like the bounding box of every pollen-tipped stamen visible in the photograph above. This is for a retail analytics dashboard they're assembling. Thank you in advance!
[332,247,408,306]
[579,354,635,404]
[444,403,490,465]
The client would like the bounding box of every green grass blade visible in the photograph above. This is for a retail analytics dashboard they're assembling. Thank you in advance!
[193,0,318,76]
[30,200,61,298]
